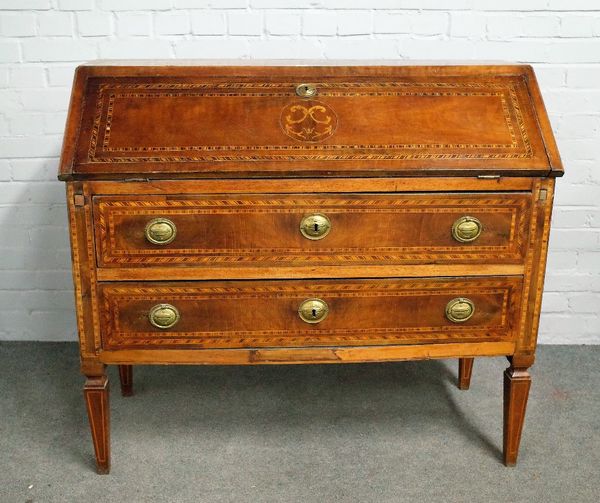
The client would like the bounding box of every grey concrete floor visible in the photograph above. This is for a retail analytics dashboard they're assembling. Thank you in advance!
[0,343,599,503]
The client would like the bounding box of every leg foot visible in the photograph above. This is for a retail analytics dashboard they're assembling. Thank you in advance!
[118,365,133,397]
[458,357,474,390]
[503,365,531,466]
[84,375,110,474]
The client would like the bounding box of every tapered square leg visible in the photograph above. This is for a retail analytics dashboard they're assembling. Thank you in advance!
[118,365,133,397]
[84,375,110,474]
[503,365,531,466]
[458,358,474,390]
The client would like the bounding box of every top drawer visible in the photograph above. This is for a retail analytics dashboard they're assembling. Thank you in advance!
[93,193,532,268]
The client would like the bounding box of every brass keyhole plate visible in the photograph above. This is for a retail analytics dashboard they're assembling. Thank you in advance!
[295,83,317,98]
[300,213,331,240]
[298,298,329,324]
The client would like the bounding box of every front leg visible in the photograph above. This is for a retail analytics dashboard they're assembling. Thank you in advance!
[503,361,532,466]
[84,374,110,474]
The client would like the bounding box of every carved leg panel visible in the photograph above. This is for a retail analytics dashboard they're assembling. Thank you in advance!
[458,357,474,390]
[118,365,133,397]
[503,366,531,466]
[84,375,110,474]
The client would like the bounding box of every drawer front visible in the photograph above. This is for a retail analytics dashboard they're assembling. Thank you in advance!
[99,277,523,350]
[93,193,531,267]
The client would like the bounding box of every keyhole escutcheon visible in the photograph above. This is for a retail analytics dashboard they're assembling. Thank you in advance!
[298,298,329,324]
[300,213,331,240]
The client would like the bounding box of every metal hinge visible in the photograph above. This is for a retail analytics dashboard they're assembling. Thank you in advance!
[539,189,548,201]
[477,175,501,179]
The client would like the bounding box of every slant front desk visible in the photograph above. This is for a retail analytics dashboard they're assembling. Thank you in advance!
[58,62,562,473]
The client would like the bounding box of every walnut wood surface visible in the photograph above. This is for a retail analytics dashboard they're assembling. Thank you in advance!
[458,357,474,390]
[96,264,525,282]
[98,342,516,365]
[118,365,133,397]
[84,375,110,474]
[503,364,532,466]
[87,177,536,195]
[98,277,522,350]
[518,178,556,354]
[60,63,561,470]
[58,63,562,180]
[93,193,531,268]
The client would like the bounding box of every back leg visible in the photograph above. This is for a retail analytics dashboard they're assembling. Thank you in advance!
[118,365,133,397]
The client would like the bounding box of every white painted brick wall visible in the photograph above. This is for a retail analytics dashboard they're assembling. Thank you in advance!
[0,1,599,343]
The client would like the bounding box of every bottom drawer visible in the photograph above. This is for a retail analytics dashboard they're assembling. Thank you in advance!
[98,277,522,350]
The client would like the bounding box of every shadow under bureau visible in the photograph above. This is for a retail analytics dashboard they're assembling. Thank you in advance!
[58,61,562,473]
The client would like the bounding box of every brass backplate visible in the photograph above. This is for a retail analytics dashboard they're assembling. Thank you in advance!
[148,304,180,329]
[145,217,177,245]
[452,216,482,243]
[445,298,475,323]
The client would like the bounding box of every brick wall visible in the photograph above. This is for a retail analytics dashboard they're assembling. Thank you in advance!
[0,0,599,343]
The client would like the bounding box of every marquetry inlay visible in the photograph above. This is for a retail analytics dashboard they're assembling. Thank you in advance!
[86,79,534,163]
[280,100,338,142]
[61,64,562,472]
[94,195,531,266]
[100,278,520,349]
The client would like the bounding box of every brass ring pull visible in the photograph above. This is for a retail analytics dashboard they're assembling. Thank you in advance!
[452,216,482,243]
[446,298,475,323]
[296,83,317,98]
[298,298,329,324]
[300,213,331,240]
[145,217,177,245]
[148,304,180,329]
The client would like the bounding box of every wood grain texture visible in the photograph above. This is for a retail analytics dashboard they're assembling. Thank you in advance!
[87,177,536,194]
[84,375,110,474]
[98,277,522,350]
[518,178,556,354]
[58,63,561,179]
[458,357,474,390]
[503,365,532,466]
[523,66,563,177]
[93,193,531,268]
[66,184,87,352]
[66,182,98,359]
[59,63,562,471]
[58,66,88,180]
[98,341,516,365]
[83,182,102,353]
[118,365,133,397]
[96,264,525,282]
[82,80,536,162]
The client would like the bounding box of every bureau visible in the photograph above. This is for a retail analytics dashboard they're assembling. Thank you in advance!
[58,62,562,474]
